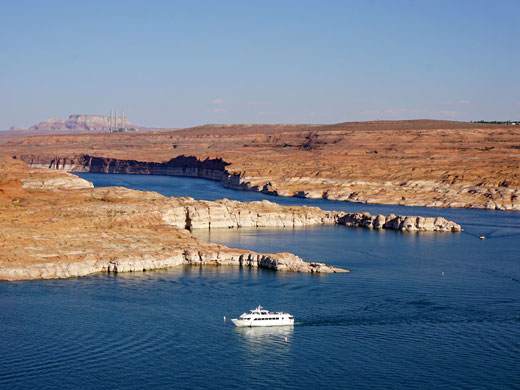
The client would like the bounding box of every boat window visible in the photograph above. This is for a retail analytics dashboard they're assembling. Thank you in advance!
[289,316,294,319]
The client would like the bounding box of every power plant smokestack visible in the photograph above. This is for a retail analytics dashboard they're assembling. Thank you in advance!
[108,108,133,132]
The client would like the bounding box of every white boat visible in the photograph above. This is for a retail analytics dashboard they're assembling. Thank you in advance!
[231,305,294,327]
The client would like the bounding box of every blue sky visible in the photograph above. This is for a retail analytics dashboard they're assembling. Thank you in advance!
[1,0,519,129]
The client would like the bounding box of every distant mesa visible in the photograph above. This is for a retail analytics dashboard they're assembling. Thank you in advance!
[26,114,140,132]
[9,126,23,131]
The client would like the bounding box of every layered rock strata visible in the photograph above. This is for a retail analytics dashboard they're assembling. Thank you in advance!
[162,197,461,232]
[3,120,520,211]
[15,154,462,232]
[0,158,465,281]
[16,151,520,211]
[0,158,347,281]
[3,249,343,281]
[19,154,229,181]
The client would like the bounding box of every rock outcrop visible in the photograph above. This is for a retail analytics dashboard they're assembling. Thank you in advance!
[19,154,229,180]
[2,247,344,282]
[160,198,462,232]
[14,149,520,211]
[0,156,466,281]
[21,171,93,190]
[4,119,519,210]
[337,212,461,232]
[0,157,347,281]
[14,154,463,232]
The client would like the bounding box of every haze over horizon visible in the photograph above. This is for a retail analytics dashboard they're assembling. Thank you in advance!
[1,0,519,130]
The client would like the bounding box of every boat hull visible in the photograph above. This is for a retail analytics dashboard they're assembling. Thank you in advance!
[231,318,294,327]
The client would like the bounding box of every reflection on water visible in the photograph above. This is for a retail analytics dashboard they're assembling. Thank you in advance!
[234,325,294,342]
[234,326,294,365]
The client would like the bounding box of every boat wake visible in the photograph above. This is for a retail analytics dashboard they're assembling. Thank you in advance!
[295,314,520,328]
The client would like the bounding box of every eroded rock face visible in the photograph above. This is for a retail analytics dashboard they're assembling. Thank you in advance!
[257,252,343,273]
[0,157,347,281]
[1,247,346,281]
[1,241,346,281]
[159,198,462,232]
[21,171,93,190]
[15,155,463,232]
[337,212,461,232]
[16,148,520,211]
[0,158,462,281]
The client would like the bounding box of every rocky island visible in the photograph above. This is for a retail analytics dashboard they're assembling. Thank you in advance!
[0,157,461,281]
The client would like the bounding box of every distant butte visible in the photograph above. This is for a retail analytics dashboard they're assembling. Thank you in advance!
[20,114,145,132]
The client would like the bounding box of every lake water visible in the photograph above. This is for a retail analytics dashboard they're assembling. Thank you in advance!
[1,173,519,389]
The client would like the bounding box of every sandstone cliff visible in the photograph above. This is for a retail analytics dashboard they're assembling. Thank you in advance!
[0,158,465,281]
[14,154,462,232]
[19,150,514,212]
[161,197,461,232]
[0,158,347,281]
[4,119,518,210]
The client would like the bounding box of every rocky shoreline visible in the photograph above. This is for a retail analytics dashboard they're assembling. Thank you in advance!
[4,120,520,212]
[17,152,518,211]
[1,158,349,281]
[18,154,462,232]
[0,158,464,281]
[3,248,346,281]
[162,197,461,232]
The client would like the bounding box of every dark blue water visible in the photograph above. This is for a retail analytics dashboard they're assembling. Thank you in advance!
[74,173,520,240]
[1,173,519,389]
